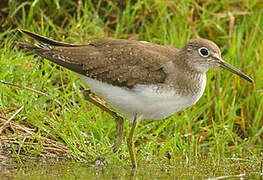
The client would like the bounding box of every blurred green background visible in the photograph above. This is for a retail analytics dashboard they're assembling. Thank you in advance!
[0,0,262,166]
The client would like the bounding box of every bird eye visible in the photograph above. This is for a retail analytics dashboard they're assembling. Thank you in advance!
[198,47,210,57]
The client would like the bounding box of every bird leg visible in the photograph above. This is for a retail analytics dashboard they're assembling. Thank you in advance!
[83,90,124,152]
[127,115,138,169]
[113,116,124,152]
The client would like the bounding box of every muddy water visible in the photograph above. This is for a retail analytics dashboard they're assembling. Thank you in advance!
[1,157,262,179]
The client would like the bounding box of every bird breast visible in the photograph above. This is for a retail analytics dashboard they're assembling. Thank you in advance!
[79,74,206,121]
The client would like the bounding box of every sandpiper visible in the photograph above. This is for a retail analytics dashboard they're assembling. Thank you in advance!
[17,29,253,168]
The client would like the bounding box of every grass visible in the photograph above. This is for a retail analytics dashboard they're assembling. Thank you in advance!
[0,0,263,168]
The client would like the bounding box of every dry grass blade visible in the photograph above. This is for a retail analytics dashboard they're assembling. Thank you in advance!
[0,115,8,120]
[207,173,246,180]
[227,10,235,45]
[1,136,69,154]
[0,105,24,134]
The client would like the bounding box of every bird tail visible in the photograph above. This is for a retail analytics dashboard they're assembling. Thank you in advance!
[17,29,80,47]
[16,41,39,51]
[16,29,86,75]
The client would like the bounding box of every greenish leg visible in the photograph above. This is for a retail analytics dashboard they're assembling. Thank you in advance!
[84,90,124,152]
[127,115,138,169]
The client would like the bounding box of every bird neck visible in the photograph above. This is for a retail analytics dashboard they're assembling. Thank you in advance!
[164,60,206,96]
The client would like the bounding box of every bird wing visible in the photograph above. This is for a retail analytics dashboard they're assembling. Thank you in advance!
[17,30,178,88]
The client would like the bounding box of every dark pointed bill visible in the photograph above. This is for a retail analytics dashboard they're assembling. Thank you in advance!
[218,60,254,83]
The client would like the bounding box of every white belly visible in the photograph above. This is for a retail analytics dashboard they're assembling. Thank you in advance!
[80,75,206,121]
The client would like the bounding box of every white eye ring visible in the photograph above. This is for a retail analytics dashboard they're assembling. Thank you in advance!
[198,47,210,57]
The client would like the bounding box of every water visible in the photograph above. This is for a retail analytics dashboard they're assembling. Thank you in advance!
[1,157,262,179]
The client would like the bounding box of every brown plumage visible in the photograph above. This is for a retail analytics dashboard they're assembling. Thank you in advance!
[17,30,181,88]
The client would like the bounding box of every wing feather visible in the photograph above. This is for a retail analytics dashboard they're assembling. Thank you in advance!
[18,30,179,88]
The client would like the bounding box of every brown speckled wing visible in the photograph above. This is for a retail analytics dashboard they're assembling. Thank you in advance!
[18,30,178,88]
